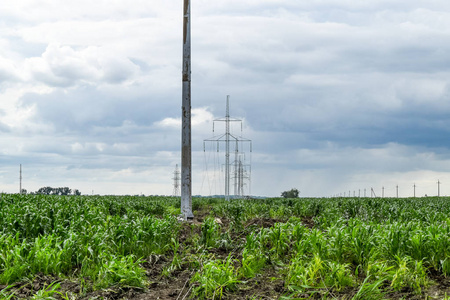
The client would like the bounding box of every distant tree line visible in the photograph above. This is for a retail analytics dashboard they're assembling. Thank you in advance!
[281,188,300,198]
[26,187,81,195]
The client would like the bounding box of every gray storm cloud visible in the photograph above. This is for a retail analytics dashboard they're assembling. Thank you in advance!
[0,1,449,196]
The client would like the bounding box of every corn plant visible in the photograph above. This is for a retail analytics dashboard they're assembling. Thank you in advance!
[0,234,29,284]
[389,255,429,294]
[30,282,62,300]
[324,261,354,291]
[0,284,16,300]
[88,254,146,289]
[266,223,291,262]
[191,255,240,300]
[351,276,386,300]
[240,248,266,279]
[162,238,182,276]
[200,217,221,248]
[4,193,450,298]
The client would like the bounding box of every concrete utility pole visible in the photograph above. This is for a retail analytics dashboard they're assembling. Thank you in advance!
[413,183,416,198]
[371,187,377,198]
[225,98,230,200]
[396,185,399,198]
[181,0,193,219]
[438,179,441,197]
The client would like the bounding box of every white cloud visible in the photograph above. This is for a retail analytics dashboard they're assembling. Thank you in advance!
[25,43,140,86]
[0,1,178,23]
[0,0,450,196]
[155,107,214,129]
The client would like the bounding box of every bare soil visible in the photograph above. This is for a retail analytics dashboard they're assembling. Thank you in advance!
[2,216,450,299]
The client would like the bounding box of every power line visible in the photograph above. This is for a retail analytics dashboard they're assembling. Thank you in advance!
[203,96,252,200]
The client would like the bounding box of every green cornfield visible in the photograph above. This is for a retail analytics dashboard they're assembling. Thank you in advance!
[1,194,450,299]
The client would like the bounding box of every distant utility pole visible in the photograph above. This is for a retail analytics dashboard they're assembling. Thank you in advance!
[172,164,181,197]
[438,179,441,197]
[181,0,193,219]
[396,185,399,198]
[413,183,416,198]
[382,186,385,198]
[364,188,366,197]
[19,164,22,195]
[358,189,361,197]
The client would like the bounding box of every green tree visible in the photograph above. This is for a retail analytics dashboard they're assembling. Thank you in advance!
[37,186,53,195]
[59,187,72,195]
[281,188,299,198]
[36,186,76,195]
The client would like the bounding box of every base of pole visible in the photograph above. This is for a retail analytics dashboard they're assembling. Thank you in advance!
[178,214,194,222]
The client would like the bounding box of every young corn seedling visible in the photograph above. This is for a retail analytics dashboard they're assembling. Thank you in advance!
[0,284,17,300]
[30,282,62,300]
[390,255,429,294]
[267,223,291,262]
[226,202,244,232]
[162,238,182,277]
[200,217,221,249]
[441,257,450,276]
[351,276,386,300]
[324,261,354,291]
[91,254,146,289]
[286,253,324,290]
[240,248,266,279]
[191,254,240,300]
[0,235,29,284]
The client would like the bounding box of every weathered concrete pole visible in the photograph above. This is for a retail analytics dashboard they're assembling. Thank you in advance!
[181,0,194,220]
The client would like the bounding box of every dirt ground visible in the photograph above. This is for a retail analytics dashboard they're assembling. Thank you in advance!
[2,216,450,299]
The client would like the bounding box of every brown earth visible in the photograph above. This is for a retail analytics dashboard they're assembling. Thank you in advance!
[2,216,450,299]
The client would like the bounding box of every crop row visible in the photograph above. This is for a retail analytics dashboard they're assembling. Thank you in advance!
[1,194,450,299]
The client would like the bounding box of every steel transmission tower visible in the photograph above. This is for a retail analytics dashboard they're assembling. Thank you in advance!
[172,164,181,197]
[204,96,252,200]
[234,156,251,197]
[233,155,251,197]
[181,0,193,219]
[19,164,22,195]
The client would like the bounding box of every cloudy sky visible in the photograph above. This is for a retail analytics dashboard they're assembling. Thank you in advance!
[1,0,450,197]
